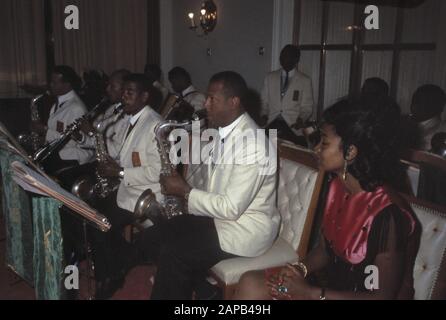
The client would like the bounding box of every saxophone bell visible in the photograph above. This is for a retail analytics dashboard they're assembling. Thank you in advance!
[17,92,49,153]
[134,118,203,224]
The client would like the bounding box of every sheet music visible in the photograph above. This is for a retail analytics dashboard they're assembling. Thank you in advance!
[11,161,111,232]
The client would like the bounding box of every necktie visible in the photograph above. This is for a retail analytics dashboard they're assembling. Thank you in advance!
[53,100,60,114]
[53,101,66,114]
[281,72,289,98]
[125,122,136,140]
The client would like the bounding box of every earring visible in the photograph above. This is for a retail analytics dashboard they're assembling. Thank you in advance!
[342,160,348,180]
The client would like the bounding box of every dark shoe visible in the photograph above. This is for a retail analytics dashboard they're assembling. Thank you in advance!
[95,275,125,300]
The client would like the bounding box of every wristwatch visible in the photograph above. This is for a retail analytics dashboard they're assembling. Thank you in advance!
[119,169,125,179]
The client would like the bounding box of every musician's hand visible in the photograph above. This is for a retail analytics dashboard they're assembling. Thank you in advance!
[71,130,83,142]
[30,120,47,135]
[160,170,191,197]
[78,117,94,135]
[97,158,122,177]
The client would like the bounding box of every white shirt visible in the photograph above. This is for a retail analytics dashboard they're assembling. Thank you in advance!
[82,102,129,161]
[180,85,206,111]
[281,69,295,85]
[56,90,76,107]
[129,107,146,126]
[218,114,244,140]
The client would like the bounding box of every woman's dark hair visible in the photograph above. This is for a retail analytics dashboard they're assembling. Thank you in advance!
[322,99,407,191]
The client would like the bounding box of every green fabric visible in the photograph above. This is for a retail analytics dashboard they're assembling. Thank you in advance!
[0,139,34,284]
[32,197,66,300]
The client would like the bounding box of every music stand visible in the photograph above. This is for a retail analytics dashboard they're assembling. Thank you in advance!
[14,161,112,299]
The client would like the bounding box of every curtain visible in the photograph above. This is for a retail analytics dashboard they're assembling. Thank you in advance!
[32,197,65,300]
[52,0,153,76]
[147,0,160,65]
[0,0,47,98]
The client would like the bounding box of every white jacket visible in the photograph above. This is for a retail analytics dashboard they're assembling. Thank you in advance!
[45,90,94,164]
[116,106,163,212]
[261,69,314,127]
[188,113,280,257]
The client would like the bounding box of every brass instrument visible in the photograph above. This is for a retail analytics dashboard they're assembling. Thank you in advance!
[160,94,181,119]
[134,110,207,223]
[33,98,109,164]
[71,104,124,200]
[17,93,47,152]
[161,94,196,121]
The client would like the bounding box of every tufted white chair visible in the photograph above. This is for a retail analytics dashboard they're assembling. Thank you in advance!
[204,142,325,299]
[401,195,446,300]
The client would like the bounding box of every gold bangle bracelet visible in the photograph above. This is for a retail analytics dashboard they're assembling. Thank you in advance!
[291,261,308,278]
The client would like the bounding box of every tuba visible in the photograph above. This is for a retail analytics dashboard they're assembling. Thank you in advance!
[133,110,207,223]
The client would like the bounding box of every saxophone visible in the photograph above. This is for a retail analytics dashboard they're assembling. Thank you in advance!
[91,121,121,198]
[134,110,207,223]
[17,93,46,153]
[71,104,123,200]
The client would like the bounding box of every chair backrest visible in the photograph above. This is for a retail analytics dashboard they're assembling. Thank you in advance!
[277,142,325,258]
[401,149,446,173]
[402,194,446,300]
[401,149,446,206]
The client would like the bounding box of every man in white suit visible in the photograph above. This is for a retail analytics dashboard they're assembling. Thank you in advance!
[138,71,280,299]
[78,69,131,162]
[31,65,93,174]
[91,73,163,299]
[261,45,314,146]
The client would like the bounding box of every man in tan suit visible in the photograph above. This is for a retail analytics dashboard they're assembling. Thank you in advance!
[261,45,314,146]
[91,73,163,299]
[137,71,280,299]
